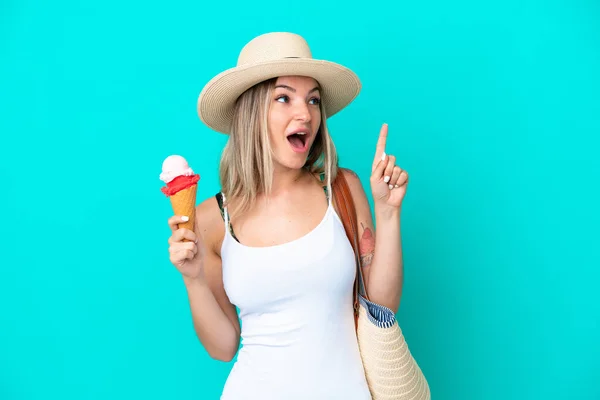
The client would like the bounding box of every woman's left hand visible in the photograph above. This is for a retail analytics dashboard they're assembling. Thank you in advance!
[370,123,409,211]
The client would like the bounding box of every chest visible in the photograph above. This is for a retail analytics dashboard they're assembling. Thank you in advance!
[221,209,357,313]
[231,197,329,248]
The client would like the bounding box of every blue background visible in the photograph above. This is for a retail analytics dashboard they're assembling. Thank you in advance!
[1,0,599,399]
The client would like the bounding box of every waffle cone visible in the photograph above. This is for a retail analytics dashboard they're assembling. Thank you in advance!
[169,184,197,236]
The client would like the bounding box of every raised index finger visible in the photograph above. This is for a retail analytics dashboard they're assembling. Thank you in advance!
[373,123,388,165]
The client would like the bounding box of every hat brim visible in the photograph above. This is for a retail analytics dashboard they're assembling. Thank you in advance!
[197,58,361,134]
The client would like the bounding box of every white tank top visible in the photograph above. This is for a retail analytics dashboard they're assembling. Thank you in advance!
[218,179,371,400]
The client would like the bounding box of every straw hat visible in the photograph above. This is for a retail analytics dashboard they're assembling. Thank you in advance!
[197,32,362,134]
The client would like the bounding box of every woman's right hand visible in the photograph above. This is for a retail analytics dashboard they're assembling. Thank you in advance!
[167,215,205,280]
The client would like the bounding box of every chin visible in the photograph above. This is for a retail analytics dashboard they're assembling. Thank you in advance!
[276,156,308,171]
[274,149,313,171]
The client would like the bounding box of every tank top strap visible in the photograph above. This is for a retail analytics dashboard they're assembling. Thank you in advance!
[318,172,332,206]
[214,191,226,219]
[215,191,238,241]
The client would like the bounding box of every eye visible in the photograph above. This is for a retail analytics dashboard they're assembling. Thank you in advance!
[309,97,321,105]
[275,95,289,103]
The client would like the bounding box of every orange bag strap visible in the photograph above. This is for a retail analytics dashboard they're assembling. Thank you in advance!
[332,170,369,326]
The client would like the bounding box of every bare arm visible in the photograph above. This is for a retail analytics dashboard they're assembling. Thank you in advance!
[182,252,240,362]
[341,168,404,313]
[170,197,240,361]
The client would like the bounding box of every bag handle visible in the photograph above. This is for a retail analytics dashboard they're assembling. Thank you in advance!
[332,170,369,318]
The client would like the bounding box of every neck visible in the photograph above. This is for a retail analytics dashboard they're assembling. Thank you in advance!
[269,165,310,196]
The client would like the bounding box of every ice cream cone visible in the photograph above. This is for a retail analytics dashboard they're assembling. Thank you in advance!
[169,183,197,233]
[160,155,201,240]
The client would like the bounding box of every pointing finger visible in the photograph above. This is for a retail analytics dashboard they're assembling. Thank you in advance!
[373,123,388,171]
[372,153,389,180]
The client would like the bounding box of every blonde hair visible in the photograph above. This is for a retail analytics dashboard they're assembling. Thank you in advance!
[219,77,339,219]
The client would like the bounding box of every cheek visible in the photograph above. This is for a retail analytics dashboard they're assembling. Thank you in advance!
[312,110,322,132]
[268,109,286,144]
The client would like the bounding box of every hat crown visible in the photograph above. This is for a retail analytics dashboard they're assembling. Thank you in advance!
[237,32,313,66]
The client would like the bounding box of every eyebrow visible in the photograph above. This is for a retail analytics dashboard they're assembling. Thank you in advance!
[275,84,320,94]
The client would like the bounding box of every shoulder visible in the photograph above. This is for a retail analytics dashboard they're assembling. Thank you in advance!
[337,167,372,217]
[196,194,223,223]
[338,167,368,197]
[194,194,226,253]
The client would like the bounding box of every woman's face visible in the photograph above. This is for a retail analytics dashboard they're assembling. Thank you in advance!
[268,76,322,171]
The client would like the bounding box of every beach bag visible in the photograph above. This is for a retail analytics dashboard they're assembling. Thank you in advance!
[332,170,431,400]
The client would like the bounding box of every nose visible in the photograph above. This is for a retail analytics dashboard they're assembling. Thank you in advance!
[293,101,311,123]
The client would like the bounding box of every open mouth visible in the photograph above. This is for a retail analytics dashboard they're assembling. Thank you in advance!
[286,132,309,152]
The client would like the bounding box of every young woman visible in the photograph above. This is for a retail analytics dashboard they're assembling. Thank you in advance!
[166,32,409,399]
